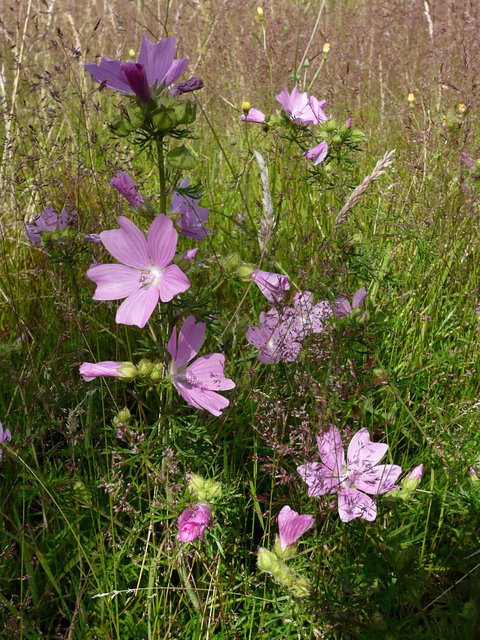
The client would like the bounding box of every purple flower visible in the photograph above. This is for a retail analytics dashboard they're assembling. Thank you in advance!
[297,426,401,522]
[110,172,145,209]
[79,361,137,382]
[303,141,329,166]
[84,233,102,243]
[345,117,352,128]
[84,36,189,101]
[276,87,317,125]
[170,178,211,240]
[168,316,235,416]
[407,464,423,481]
[87,215,190,328]
[183,248,198,260]
[246,308,302,364]
[461,152,475,171]
[308,96,328,124]
[0,422,11,462]
[241,108,266,124]
[291,291,331,339]
[250,269,290,303]
[278,506,314,551]
[170,75,204,97]
[25,205,76,245]
[177,503,211,542]
[334,287,368,318]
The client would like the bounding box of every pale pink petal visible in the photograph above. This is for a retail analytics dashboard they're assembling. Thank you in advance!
[334,296,352,317]
[352,287,368,309]
[147,215,178,268]
[137,36,175,88]
[347,429,388,473]
[80,361,123,381]
[174,381,230,416]
[251,270,290,302]
[87,263,142,300]
[316,426,345,475]
[241,108,266,124]
[167,326,178,362]
[355,464,402,495]
[186,354,235,390]
[100,216,149,269]
[407,464,423,481]
[337,488,377,522]
[278,506,314,551]
[158,264,190,302]
[115,286,160,328]
[176,315,206,368]
[297,462,339,497]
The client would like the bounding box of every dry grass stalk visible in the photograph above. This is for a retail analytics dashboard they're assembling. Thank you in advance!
[334,149,395,227]
[254,150,275,253]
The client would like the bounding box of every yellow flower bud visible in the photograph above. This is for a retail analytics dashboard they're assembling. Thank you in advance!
[241,100,251,113]
[128,49,136,58]
[323,42,331,55]
[458,103,467,114]
[256,6,264,18]
[407,92,415,104]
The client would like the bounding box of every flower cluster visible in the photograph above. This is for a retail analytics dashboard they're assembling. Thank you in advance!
[24,205,76,245]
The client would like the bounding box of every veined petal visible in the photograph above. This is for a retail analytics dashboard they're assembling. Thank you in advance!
[174,380,230,416]
[87,263,142,300]
[337,488,377,522]
[138,36,176,88]
[100,216,149,269]
[164,58,189,87]
[355,464,402,495]
[316,426,344,475]
[80,361,123,381]
[158,264,190,302]
[334,296,352,317]
[115,286,160,328]
[347,429,388,473]
[352,287,368,309]
[297,462,338,497]
[84,58,132,93]
[176,315,205,368]
[278,506,314,551]
[186,354,235,390]
[147,215,178,268]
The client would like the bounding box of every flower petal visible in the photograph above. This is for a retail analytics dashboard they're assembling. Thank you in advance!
[84,58,132,93]
[352,287,368,309]
[297,462,338,497]
[79,361,122,381]
[100,216,149,269]
[174,380,230,416]
[347,429,388,473]
[316,426,345,475]
[115,286,160,328]
[278,506,314,551]
[158,264,190,302]
[147,214,178,268]
[87,263,142,300]
[186,354,235,390]
[137,36,176,88]
[175,315,205,368]
[333,296,352,317]
[355,464,402,495]
[164,58,189,87]
[337,488,377,522]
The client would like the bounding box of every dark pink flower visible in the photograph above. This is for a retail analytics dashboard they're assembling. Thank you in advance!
[298,426,401,522]
[241,108,266,124]
[0,422,11,462]
[87,215,190,328]
[110,172,145,209]
[303,141,329,166]
[334,287,368,318]
[177,503,211,542]
[168,316,235,416]
[278,506,314,551]
[276,87,316,125]
[246,308,302,364]
[251,269,290,303]
[79,361,137,382]
[25,205,76,245]
[85,36,189,101]
[170,178,211,240]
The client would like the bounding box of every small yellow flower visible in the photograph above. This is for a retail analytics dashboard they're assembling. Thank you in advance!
[256,6,264,18]
[242,100,251,113]
[458,103,467,114]
[128,48,136,58]
[407,92,415,104]
[323,42,331,55]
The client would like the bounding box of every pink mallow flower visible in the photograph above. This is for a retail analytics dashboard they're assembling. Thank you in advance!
[276,87,317,125]
[0,422,11,462]
[241,108,266,124]
[251,269,290,303]
[334,287,368,318]
[177,504,211,542]
[278,506,314,552]
[308,96,328,124]
[25,205,76,245]
[303,140,329,166]
[168,316,235,416]
[85,36,191,102]
[87,215,190,328]
[297,426,401,522]
[246,308,302,364]
[79,361,137,382]
[170,178,211,240]
[291,291,331,339]
[110,172,145,209]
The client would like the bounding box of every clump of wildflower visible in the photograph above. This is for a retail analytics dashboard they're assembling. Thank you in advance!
[110,172,145,209]
[168,315,235,416]
[24,205,76,245]
[246,308,302,364]
[87,215,190,327]
[298,425,401,522]
[0,423,12,462]
[177,504,211,542]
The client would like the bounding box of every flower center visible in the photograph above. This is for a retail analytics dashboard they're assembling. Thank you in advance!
[139,266,163,288]
[184,371,208,390]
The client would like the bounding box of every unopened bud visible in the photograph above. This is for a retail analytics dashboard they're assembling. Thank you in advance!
[137,358,153,376]
[128,49,136,58]
[188,474,222,502]
[458,103,467,114]
[323,42,330,55]
[407,92,415,106]
[256,6,264,18]
[242,100,251,113]
[119,362,138,380]
[149,362,164,381]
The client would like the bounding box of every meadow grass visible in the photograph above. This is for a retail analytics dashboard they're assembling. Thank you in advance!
[1,1,480,638]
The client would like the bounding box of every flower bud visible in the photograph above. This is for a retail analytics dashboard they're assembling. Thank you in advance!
[118,362,138,380]
[242,100,251,113]
[113,407,131,426]
[458,103,467,114]
[137,358,153,376]
[256,6,264,19]
[407,92,415,107]
[188,473,222,502]
[149,362,164,381]
[322,42,330,56]
[257,547,278,574]
[128,49,136,58]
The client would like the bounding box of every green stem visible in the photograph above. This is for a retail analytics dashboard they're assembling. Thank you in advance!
[156,137,167,214]
[177,551,203,613]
